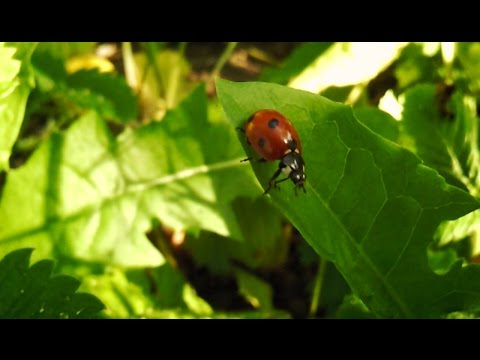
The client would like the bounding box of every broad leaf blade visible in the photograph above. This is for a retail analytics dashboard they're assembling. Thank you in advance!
[0,85,260,267]
[0,248,104,318]
[0,42,37,171]
[216,79,480,318]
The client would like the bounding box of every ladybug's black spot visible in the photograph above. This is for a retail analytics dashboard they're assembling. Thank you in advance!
[268,118,279,128]
[258,137,266,148]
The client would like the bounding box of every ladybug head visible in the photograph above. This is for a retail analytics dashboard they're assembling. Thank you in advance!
[291,169,306,195]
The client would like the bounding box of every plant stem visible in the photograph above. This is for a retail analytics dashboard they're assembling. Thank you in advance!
[345,83,365,106]
[211,42,238,78]
[165,42,188,109]
[143,42,165,98]
[178,42,187,57]
[122,42,138,89]
[309,257,327,318]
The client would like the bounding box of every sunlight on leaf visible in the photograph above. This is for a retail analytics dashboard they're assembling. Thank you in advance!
[182,284,213,316]
[378,89,404,121]
[0,85,261,267]
[288,42,408,93]
[0,42,37,171]
[66,54,115,73]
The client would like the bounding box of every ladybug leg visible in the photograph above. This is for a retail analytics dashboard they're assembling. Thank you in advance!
[263,168,283,195]
[241,157,266,163]
[236,127,245,133]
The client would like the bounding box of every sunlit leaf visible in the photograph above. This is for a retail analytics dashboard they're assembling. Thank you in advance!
[217,78,480,318]
[0,42,37,171]
[0,85,260,267]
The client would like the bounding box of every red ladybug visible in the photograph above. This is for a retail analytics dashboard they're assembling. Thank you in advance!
[240,109,306,195]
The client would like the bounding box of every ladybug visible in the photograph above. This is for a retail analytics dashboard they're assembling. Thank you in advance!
[239,109,306,195]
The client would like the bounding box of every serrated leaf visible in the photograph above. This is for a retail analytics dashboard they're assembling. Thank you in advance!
[217,79,480,318]
[0,248,104,318]
[0,42,37,171]
[0,85,260,267]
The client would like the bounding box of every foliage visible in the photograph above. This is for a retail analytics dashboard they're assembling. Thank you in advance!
[0,248,104,318]
[2,42,480,318]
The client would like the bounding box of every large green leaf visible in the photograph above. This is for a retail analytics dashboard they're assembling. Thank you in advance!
[0,42,37,171]
[0,85,260,267]
[216,79,480,318]
[0,248,104,318]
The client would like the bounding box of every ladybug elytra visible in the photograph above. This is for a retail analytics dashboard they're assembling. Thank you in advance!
[240,109,306,195]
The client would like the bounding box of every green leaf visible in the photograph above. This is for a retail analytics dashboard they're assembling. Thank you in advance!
[436,210,480,246]
[336,294,372,319]
[234,267,273,311]
[31,49,68,91]
[75,262,215,318]
[65,69,139,123]
[394,43,439,90]
[0,84,260,267]
[318,261,352,317]
[184,197,288,275]
[401,84,480,193]
[260,42,333,85]
[0,248,104,318]
[217,78,480,318]
[402,84,480,250]
[457,43,480,92]
[354,106,400,143]
[34,42,96,60]
[0,42,37,171]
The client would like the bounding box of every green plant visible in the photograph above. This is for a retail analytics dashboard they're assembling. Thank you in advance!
[2,42,480,318]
